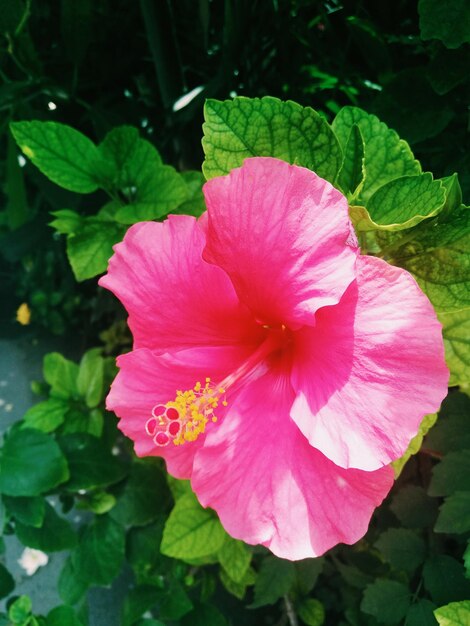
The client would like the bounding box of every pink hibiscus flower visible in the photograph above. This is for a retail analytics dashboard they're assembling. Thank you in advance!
[100,157,448,560]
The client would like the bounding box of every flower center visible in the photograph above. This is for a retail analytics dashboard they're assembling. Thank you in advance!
[145,328,291,448]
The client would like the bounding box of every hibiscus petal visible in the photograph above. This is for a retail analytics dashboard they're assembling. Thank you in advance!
[107,345,251,479]
[191,369,393,560]
[99,215,261,351]
[290,255,449,471]
[203,157,358,328]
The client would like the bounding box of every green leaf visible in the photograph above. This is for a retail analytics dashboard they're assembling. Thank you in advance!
[425,393,470,453]
[10,121,105,193]
[43,352,79,399]
[337,124,365,198]
[332,106,420,200]
[390,206,470,313]
[111,461,170,526]
[392,413,438,477]
[220,566,256,600]
[161,492,227,561]
[375,528,426,572]
[60,407,104,437]
[22,398,68,433]
[429,450,470,496]
[294,558,324,595]
[0,563,14,600]
[72,515,125,586]
[406,600,438,626]
[202,96,342,183]
[58,557,89,605]
[434,492,470,534]
[464,541,470,579]
[297,598,325,626]
[6,131,28,229]
[122,586,160,626]
[77,490,116,515]
[419,0,470,48]
[439,309,470,386]
[423,556,470,605]
[66,217,126,281]
[157,580,193,621]
[361,579,411,624]
[434,600,470,626]
[126,519,165,569]
[218,537,251,583]
[180,604,227,626]
[114,165,188,224]
[15,502,77,551]
[58,433,127,492]
[3,496,45,527]
[49,209,84,235]
[46,605,83,626]
[364,174,445,231]
[0,428,69,496]
[390,485,438,529]
[77,348,104,408]
[8,596,32,623]
[175,171,206,217]
[250,556,296,608]
[99,126,162,189]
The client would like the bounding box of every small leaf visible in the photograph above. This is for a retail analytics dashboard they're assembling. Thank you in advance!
[3,495,45,527]
[58,433,127,492]
[10,121,106,193]
[180,604,227,626]
[8,596,32,623]
[294,558,324,595]
[58,557,89,605]
[161,492,226,561]
[43,352,79,399]
[425,393,470,453]
[297,598,325,626]
[0,563,14,600]
[250,556,296,608]
[406,599,438,626]
[434,600,470,626]
[361,579,411,624]
[49,209,83,235]
[66,217,126,281]
[71,515,125,586]
[365,174,445,231]
[434,492,470,534]
[429,450,470,496]
[47,605,84,626]
[218,537,251,583]
[122,586,160,626]
[15,502,77,552]
[423,556,470,605]
[0,428,69,496]
[332,106,420,200]
[22,398,68,433]
[111,461,170,526]
[77,348,104,408]
[337,124,365,198]
[375,528,426,572]
[419,0,470,48]
[203,96,342,183]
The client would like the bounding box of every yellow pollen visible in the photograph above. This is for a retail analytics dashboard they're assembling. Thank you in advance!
[146,378,228,448]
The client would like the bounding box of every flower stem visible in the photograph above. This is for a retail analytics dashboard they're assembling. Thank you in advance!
[284,595,299,626]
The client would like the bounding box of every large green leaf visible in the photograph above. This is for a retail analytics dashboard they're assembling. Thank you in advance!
[439,309,470,386]
[332,106,420,200]
[390,206,470,313]
[419,0,470,48]
[434,601,470,626]
[425,393,470,453]
[47,605,84,626]
[406,599,438,626]
[390,485,438,529]
[3,495,45,527]
[429,450,470,496]
[161,492,226,560]
[423,556,470,605]
[0,428,69,496]
[218,537,251,583]
[15,502,77,551]
[202,96,342,183]
[10,121,106,193]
